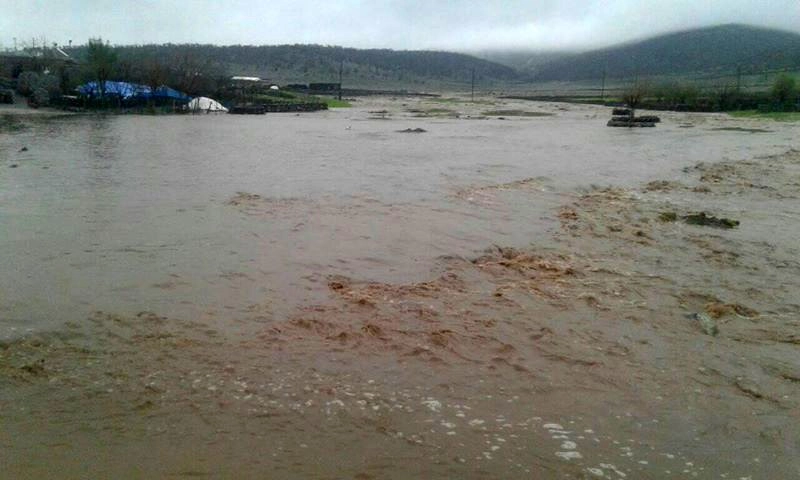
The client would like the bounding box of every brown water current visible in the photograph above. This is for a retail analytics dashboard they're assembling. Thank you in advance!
[1,98,799,478]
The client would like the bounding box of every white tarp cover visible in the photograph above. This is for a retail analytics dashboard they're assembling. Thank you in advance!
[188,97,228,112]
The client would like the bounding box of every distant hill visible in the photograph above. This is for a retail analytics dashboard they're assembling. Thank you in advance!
[532,24,800,81]
[68,44,526,89]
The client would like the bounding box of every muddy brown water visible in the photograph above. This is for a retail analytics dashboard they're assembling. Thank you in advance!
[1,99,799,478]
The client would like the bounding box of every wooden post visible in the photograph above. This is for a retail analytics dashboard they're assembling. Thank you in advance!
[338,60,343,101]
[600,66,607,102]
[736,65,742,92]
[471,68,475,102]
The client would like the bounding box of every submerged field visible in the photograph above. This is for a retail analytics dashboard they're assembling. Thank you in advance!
[1,97,798,478]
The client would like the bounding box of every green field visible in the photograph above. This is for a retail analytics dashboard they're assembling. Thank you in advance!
[728,110,800,121]
[323,98,352,108]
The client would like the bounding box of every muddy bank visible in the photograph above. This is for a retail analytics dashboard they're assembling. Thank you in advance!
[3,147,800,478]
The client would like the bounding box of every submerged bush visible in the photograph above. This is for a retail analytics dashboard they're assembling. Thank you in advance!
[16,71,40,96]
[38,75,62,98]
[652,82,700,106]
[771,74,797,106]
[30,87,50,108]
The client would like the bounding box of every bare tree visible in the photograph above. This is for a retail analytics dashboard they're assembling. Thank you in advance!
[170,52,224,97]
[772,74,797,106]
[142,57,168,105]
[86,38,117,98]
[621,82,648,124]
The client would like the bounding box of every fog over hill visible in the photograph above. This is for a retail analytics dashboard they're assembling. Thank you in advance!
[529,24,800,81]
[60,24,800,88]
[66,43,527,88]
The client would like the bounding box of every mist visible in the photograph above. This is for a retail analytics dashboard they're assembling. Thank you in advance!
[2,0,799,51]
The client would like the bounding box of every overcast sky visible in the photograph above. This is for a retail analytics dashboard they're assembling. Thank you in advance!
[2,0,799,52]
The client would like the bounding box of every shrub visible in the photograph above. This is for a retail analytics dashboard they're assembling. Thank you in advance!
[771,74,797,106]
[16,71,40,96]
[29,87,50,108]
[622,82,649,111]
[38,75,62,98]
[0,88,14,104]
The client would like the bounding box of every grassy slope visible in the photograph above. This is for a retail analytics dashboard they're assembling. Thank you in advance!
[68,44,526,89]
[728,110,800,121]
[533,24,800,81]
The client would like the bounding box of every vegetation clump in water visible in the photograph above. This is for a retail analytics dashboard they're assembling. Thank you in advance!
[483,110,553,117]
[687,312,719,336]
[658,211,678,222]
[682,212,740,228]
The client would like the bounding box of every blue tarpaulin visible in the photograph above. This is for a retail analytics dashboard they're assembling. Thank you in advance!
[77,81,191,102]
[78,81,146,99]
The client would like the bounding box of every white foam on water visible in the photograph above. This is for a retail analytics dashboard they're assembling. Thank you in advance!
[600,463,627,477]
[556,451,583,460]
[421,399,441,412]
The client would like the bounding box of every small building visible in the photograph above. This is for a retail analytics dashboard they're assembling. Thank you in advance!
[0,47,75,78]
[230,76,275,87]
[231,76,263,83]
[309,82,341,92]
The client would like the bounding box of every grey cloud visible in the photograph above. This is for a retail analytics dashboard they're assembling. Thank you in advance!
[1,0,798,51]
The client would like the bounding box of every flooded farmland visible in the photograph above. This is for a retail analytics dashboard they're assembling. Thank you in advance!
[1,97,799,478]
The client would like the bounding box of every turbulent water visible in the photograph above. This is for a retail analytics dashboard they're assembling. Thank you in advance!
[1,99,798,478]
[1,103,794,337]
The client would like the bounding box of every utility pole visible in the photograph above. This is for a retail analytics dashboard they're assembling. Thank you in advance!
[600,66,607,102]
[338,60,343,101]
[736,65,742,92]
[471,68,475,102]
[601,55,608,103]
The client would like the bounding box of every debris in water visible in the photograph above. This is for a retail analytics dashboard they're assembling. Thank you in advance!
[607,120,656,128]
[636,115,661,123]
[556,451,583,460]
[644,180,680,192]
[483,110,554,117]
[227,192,263,205]
[421,399,442,412]
[734,379,764,400]
[682,212,739,229]
[658,211,678,222]
[600,463,627,477]
[711,127,771,134]
[687,312,719,336]
[704,302,758,319]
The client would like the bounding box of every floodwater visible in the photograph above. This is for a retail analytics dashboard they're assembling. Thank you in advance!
[1,101,794,336]
[1,98,799,478]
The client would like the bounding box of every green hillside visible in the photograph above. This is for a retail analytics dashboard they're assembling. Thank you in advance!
[532,24,800,81]
[67,43,526,89]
